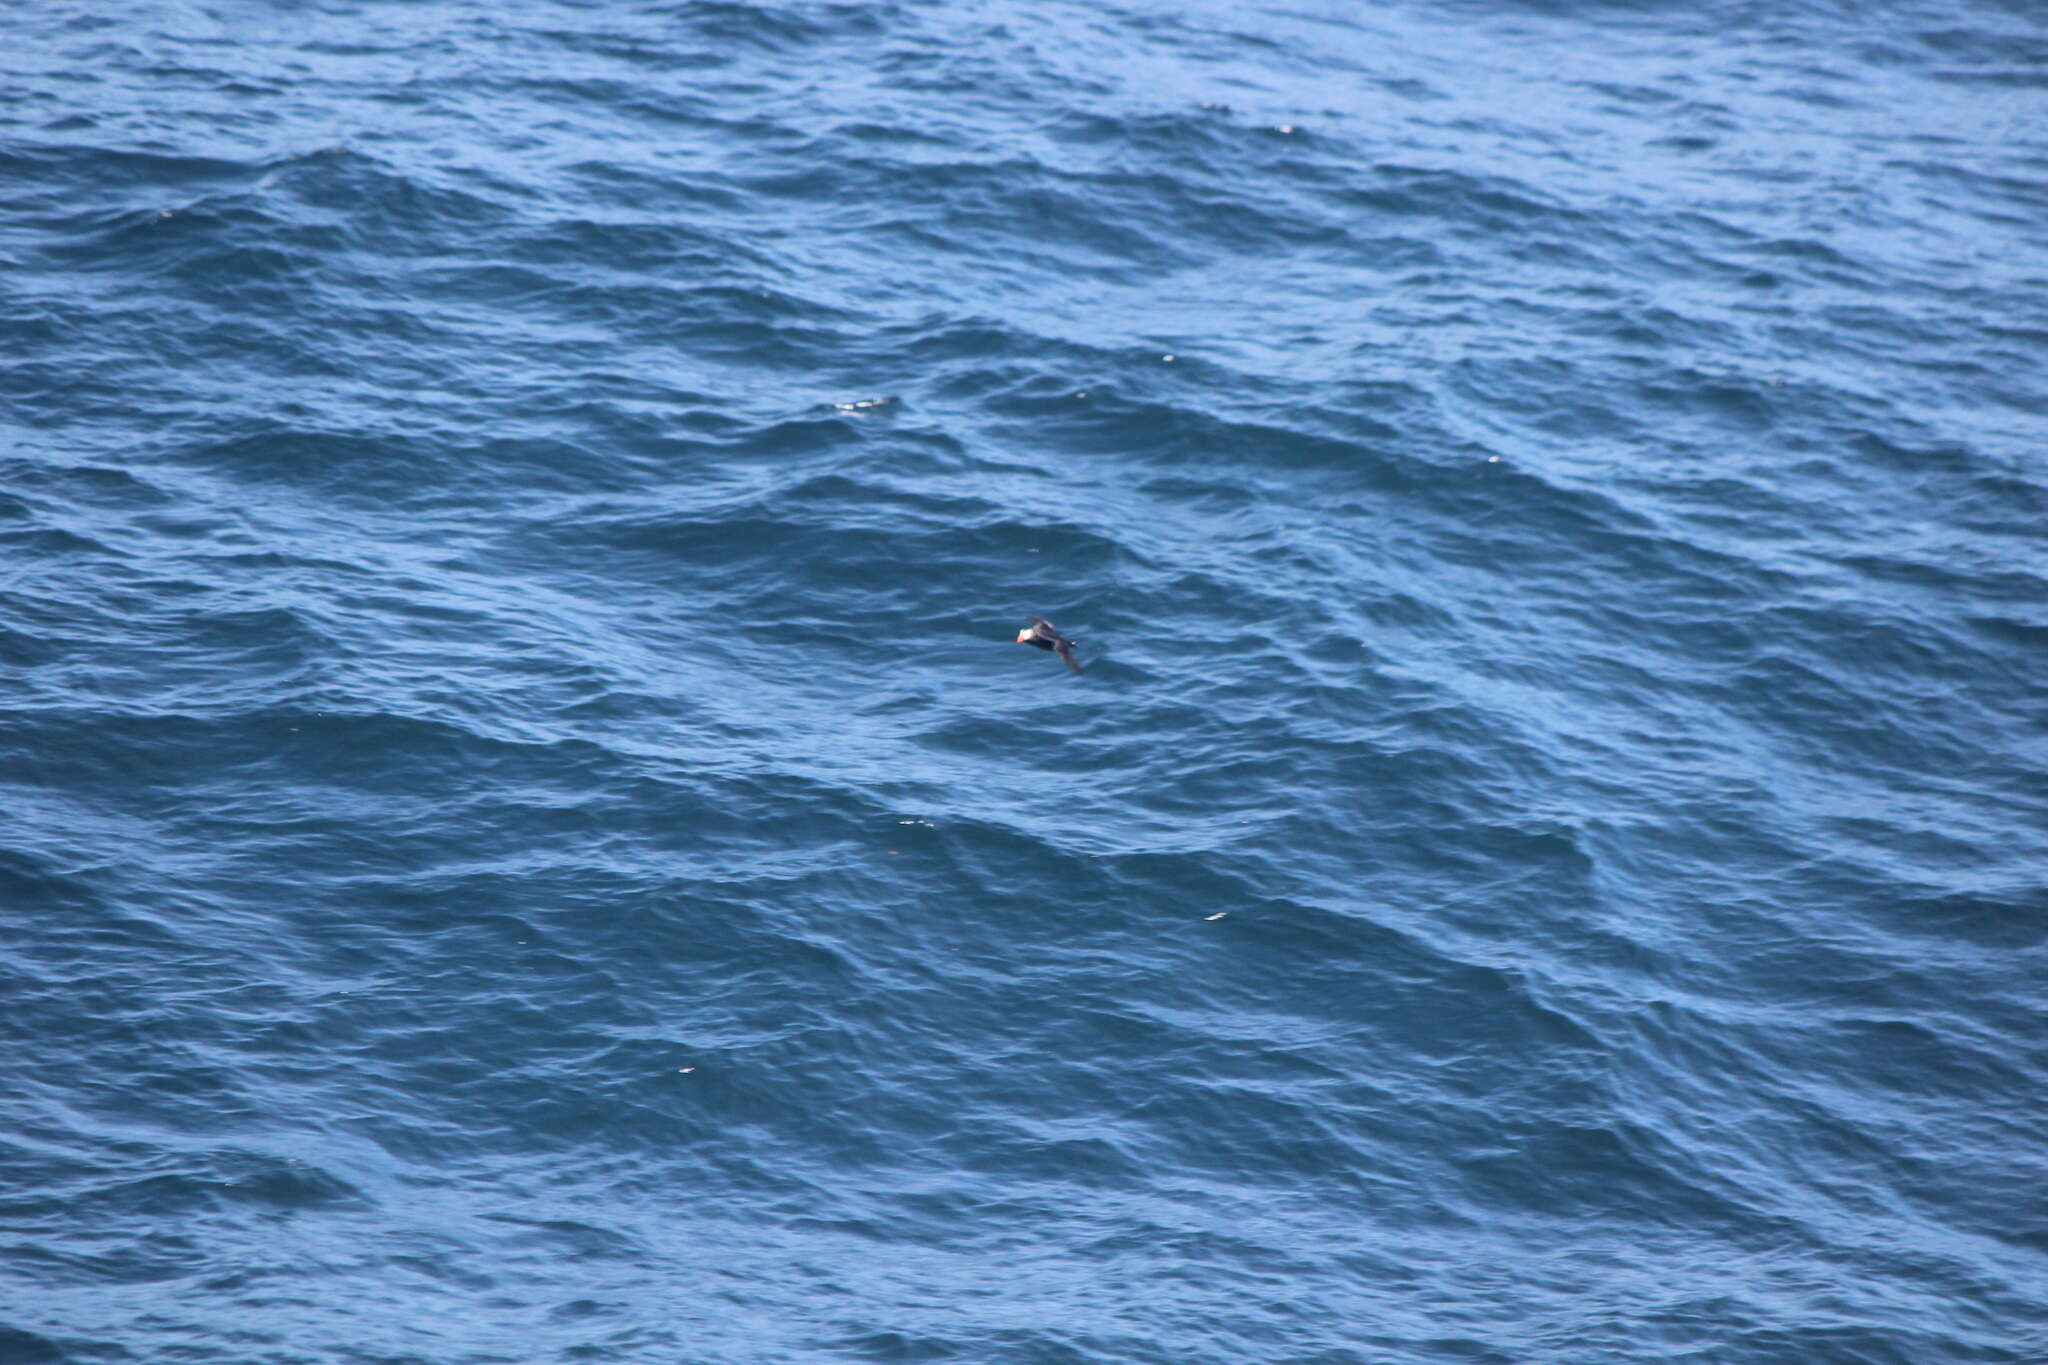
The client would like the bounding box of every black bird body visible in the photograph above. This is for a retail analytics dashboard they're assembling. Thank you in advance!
[1016,615,1083,674]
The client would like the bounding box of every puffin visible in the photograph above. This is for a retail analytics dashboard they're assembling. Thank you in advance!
[1016,615,1083,674]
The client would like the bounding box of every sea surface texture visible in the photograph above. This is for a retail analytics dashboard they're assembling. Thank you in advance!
[3,1,2044,1362]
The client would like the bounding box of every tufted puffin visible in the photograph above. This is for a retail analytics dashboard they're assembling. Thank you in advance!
[1016,615,1083,674]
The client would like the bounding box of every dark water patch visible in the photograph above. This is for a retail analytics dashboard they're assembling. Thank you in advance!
[515,24,736,75]
[672,0,892,53]
[0,1326,65,1365]
[832,161,1201,277]
[0,141,259,201]
[0,849,103,918]
[169,424,639,505]
[193,152,518,265]
[506,214,775,281]
[984,389,1428,493]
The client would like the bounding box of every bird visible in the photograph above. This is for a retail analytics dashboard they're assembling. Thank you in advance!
[1016,615,1083,674]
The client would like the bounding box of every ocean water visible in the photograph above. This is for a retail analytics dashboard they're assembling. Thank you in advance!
[3,0,2045,1361]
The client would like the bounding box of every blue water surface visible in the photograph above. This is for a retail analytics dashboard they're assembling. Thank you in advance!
[3,1,2045,1361]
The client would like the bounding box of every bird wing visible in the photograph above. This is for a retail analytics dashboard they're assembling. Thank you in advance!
[1055,639,1084,674]
[1028,615,1057,632]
